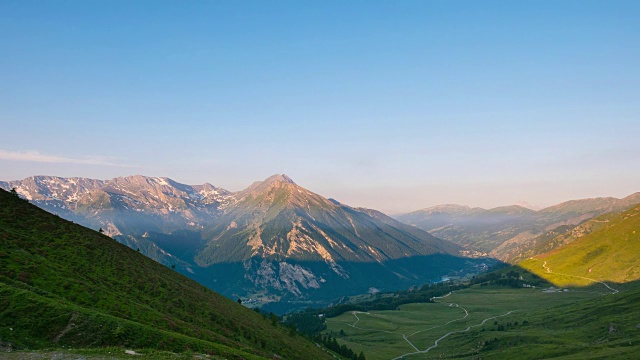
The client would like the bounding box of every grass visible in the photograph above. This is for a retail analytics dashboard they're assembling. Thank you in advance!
[426,281,640,359]
[325,285,610,360]
[1,347,230,359]
[520,204,640,287]
[321,204,640,359]
[0,188,332,359]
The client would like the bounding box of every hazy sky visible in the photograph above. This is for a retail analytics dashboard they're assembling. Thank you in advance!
[1,1,639,213]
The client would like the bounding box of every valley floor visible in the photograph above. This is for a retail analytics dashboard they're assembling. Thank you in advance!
[325,284,635,360]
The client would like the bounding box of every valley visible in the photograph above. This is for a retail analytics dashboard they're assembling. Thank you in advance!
[324,278,639,359]
[316,202,640,359]
[2,3,638,359]
[2,179,640,359]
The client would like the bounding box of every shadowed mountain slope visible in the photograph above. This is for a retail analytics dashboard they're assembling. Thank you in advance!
[191,176,472,311]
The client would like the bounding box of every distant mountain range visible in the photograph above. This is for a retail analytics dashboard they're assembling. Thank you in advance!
[395,193,640,260]
[1,174,481,312]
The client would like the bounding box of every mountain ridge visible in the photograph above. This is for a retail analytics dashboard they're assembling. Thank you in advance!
[396,193,640,257]
[1,174,476,311]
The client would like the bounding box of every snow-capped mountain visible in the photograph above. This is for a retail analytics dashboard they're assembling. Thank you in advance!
[1,175,232,235]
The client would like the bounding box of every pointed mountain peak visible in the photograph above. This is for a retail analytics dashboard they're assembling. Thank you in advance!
[261,174,296,186]
[237,174,298,198]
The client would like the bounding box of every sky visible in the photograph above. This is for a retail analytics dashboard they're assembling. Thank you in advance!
[1,1,639,213]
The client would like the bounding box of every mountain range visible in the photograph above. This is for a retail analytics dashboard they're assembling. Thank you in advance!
[3,175,639,359]
[396,193,640,260]
[1,174,481,312]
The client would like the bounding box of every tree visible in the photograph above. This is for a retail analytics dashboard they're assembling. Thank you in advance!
[10,188,19,198]
[269,312,279,326]
[358,351,366,360]
[237,298,242,305]
[98,227,104,234]
[171,264,176,269]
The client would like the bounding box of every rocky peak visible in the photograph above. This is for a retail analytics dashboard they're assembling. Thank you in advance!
[264,174,296,185]
[237,174,299,199]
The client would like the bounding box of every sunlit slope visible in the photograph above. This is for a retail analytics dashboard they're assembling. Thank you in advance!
[520,204,640,287]
[0,189,331,359]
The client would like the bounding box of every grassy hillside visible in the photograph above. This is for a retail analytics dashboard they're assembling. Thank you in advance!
[0,188,332,359]
[497,221,607,264]
[520,204,640,287]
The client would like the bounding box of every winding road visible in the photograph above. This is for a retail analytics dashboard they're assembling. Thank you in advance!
[391,310,517,360]
[326,261,619,359]
[326,291,518,360]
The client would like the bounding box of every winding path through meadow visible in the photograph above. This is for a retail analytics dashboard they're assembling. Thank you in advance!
[541,260,619,294]
[326,291,518,359]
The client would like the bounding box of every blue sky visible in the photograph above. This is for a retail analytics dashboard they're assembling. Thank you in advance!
[1,1,639,212]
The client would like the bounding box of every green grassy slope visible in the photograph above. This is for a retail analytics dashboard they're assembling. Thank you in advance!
[520,204,640,287]
[428,282,640,359]
[324,278,640,359]
[422,280,640,359]
[497,219,609,264]
[0,189,331,359]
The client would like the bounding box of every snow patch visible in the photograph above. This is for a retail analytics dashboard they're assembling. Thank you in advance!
[154,177,170,186]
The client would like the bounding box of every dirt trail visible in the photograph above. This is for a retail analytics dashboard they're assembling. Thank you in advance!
[53,313,78,342]
[326,291,518,360]
[541,260,619,294]
[391,310,517,360]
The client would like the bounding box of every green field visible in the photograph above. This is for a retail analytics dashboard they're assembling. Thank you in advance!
[325,283,638,359]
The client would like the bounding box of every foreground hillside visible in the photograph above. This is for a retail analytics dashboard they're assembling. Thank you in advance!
[0,188,331,359]
[520,203,640,287]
